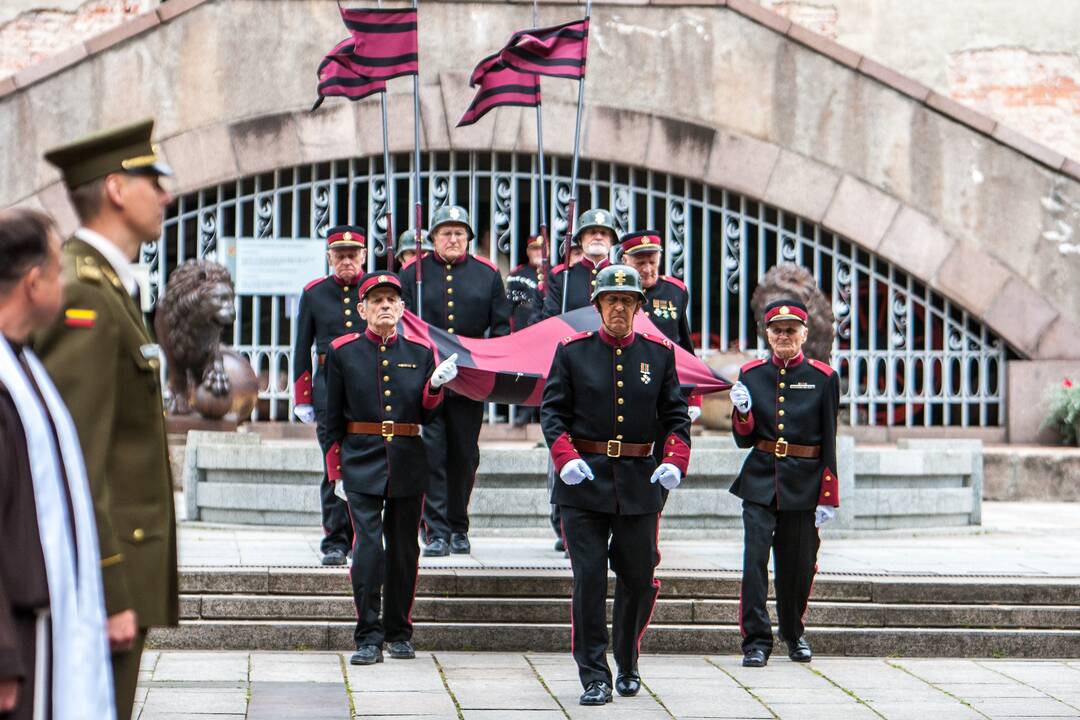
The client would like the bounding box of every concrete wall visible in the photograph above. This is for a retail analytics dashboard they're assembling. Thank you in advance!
[3,0,1080,370]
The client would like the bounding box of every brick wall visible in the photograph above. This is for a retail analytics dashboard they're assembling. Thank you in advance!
[0,0,155,79]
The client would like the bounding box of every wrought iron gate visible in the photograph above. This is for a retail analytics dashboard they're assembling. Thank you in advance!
[148,151,1010,426]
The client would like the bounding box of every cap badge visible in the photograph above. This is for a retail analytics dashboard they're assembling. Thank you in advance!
[615,271,626,285]
[780,305,790,314]
[379,275,389,283]
[343,232,352,242]
[595,212,606,223]
[449,207,461,220]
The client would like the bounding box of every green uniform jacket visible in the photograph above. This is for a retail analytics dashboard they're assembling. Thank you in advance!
[32,237,179,627]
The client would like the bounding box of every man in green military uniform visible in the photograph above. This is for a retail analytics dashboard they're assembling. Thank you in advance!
[33,119,179,720]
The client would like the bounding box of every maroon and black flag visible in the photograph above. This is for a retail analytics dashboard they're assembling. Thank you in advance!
[457,53,542,128]
[497,17,590,80]
[312,37,387,111]
[340,6,420,80]
[401,306,731,406]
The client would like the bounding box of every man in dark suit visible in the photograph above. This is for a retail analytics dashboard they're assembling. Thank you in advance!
[541,264,690,706]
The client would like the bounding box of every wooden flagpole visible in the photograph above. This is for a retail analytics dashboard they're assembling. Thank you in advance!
[377,0,396,273]
[412,0,423,317]
[533,0,550,284]
[561,0,591,313]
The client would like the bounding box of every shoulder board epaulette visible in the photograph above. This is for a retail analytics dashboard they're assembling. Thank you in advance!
[401,334,433,351]
[659,275,687,292]
[304,276,329,291]
[471,254,499,272]
[549,263,567,275]
[560,330,593,346]
[807,358,836,376]
[75,255,104,284]
[740,358,768,373]
[330,333,361,350]
[640,332,673,350]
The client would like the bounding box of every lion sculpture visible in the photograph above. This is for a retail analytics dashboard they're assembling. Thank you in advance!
[155,260,237,416]
[750,264,836,363]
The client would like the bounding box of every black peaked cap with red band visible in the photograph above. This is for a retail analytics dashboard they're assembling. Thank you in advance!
[763,298,808,325]
[327,225,367,249]
[620,230,663,256]
[359,273,402,299]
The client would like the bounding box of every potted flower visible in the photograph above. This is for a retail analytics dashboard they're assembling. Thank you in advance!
[1042,378,1080,446]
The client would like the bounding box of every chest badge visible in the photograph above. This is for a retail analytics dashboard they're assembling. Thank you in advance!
[789,382,816,390]
[640,362,652,385]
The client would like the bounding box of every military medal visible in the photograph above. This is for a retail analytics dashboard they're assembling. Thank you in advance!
[640,362,652,384]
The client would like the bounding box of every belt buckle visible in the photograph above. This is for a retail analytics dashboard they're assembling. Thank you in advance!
[381,420,395,439]
[774,439,788,459]
[606,439,622,458]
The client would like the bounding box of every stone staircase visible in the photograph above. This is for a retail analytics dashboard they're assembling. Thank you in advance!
[149,567,1080,657]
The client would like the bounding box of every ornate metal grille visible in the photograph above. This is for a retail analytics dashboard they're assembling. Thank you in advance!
[150,151,1009,426]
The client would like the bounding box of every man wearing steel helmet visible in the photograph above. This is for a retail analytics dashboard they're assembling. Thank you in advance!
[395,228,432,267]
[541,264,690,707]
[729,299,840,668]
[292,225,369,566]
[324,273,458,666]
[399,205,512,557]
[542,208,618,319]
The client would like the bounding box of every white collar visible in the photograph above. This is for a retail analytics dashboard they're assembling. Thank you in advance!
[73,228,138,296]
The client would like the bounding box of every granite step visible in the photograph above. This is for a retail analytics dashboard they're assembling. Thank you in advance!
[148,620,1080,657]
[179,568,1080,605]
[181,593,1080,629]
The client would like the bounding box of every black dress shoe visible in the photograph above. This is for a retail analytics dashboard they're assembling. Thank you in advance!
[423,538,449,557]
[350,645,383,665]
[554,537,565,552]
[579,680,613,705]
[615,670,641,697]
[787,636,813,663]
[387,640,415,659]
[742,649,769,667]
[321,548,347,566]
[449,533,471,554]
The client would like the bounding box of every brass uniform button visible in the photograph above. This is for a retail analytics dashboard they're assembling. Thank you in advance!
[382,360,389,367]
[778,423,785,430]
[380,345,387,352]
[384,390,391,397]
[616,434,623,440]
[343,297,351,304]
[616,349,622,356]
[824,491,831,498]
[445,263,452,270]
[779,382,785,389]
[779,410,785,416]
[343,286,350,292]
[448,301,454,308]
[448,314,455,321]
[448,328,455,334]
[667,452,674,457]
[446,275,453,281]
[780,369,786,376]
[132,528,145,541]
[448,288,454,295]
[346,321,353,328]
[617,415,624,422]
[616,364,623,371]
[779,396,785,403]
[383,375,390,382]
[825,474,832,482]
[617,381,624,387]
[385,405,392,412]
[618,398,624,405]
[345,309,352,316]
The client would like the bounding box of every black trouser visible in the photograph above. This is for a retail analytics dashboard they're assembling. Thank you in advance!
[420,395,484,542]
[739,500,820,654]
[316,409,354,554]
[560,505,661,689]
[345,490,423,648]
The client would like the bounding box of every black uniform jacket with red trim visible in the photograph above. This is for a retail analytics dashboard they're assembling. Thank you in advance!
[399,252,511,339]
[729,352,840,510]
[323,328,443,498]
[540,327,691,515]
[292,273,367,409]
[542,256,610,318]
[644,276,693,354]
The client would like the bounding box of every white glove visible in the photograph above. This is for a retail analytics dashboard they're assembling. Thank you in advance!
[815,505,836,528]
[730,381,752,414]
[650,462,682,490]
[559,459,594,485]
[334,480,348,501]
[430,353,459,389]
[294,404,316,424]
[688,405,701,423]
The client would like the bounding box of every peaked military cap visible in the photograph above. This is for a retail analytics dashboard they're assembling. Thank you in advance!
[326,225,366,249]
[44,118,172,189]
[430,205,474,239]
[591,264,645,302]
[620,230,663,256]
[572,208,621,246]
[764,298,809,325]
[359,272,402,299]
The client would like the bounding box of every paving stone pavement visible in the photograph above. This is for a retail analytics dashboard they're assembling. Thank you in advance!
[134,652,1080,719]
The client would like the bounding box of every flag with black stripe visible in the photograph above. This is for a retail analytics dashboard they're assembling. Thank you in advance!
[497,17,589,80]
[457,52,542,128]
[339,6,419,81]
[312,36,388,111]
[400,306,730,406]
